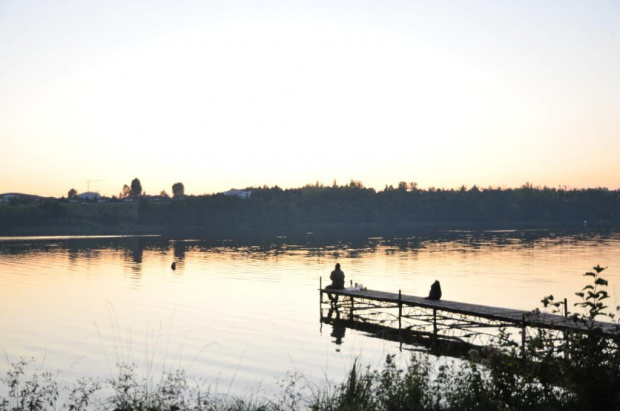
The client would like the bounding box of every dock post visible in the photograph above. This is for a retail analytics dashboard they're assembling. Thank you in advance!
[432,308,437,343]
[398,290,402,332]
[563,297,569,359]
[521,313,526,356]
[319,277,322,319]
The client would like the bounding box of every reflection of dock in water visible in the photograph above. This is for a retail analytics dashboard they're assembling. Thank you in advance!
[321,312,477,357]
[319,279,618,352]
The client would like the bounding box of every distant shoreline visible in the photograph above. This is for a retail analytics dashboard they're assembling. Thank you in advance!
[1,220,614,240]
[2,185,619,238]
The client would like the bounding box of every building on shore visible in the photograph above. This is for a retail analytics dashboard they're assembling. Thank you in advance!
[75,192,101,202]
[223,189,252,199]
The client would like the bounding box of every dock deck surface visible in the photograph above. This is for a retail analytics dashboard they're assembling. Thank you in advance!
[322,287,618,335]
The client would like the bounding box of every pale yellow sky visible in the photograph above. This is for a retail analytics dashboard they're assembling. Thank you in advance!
[1,1,619,197]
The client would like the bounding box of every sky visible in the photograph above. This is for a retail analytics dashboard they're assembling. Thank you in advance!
[1,1,619,197]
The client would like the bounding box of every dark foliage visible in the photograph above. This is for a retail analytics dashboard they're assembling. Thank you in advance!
[130,178,142,198]
[1,183,620,234]
[172,182,184,199]
[135,183,620,231]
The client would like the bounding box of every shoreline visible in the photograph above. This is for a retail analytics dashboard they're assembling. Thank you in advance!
[1,220,615,240]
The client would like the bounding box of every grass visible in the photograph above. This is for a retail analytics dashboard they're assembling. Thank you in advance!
[0,351,594,411]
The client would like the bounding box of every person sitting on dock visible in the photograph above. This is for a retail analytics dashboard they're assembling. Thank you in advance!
[325,263,345,307]
[425,280,442,300]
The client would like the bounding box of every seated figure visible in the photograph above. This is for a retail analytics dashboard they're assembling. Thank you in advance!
[325,263,345,307]
[425,280,442,301]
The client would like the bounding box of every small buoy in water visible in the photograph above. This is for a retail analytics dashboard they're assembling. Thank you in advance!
[171,262,176,270]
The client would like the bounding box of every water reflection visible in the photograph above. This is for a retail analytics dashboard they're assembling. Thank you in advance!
[124,237,144,265]
[2,229,620,397]
[1,229,618,262]
[172,240,187,261]
[320,316,476,358]
[330,320,346,346]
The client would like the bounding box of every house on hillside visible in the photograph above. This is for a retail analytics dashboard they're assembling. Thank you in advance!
[223,189,252,199]
[0,194,19,203]
[76,192,101,201]
[146,194,169,202]
[0,193,50,203]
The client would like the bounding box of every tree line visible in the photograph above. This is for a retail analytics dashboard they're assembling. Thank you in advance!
[138,181,620,230]
[2,181,619,234]
[67,178,185,200]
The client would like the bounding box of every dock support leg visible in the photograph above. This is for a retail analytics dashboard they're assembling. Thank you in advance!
[350,297,355,320]
[564,298,569,359]
[432,308,437,346]
[521,314,526,357]
[398,290,402,332]
[319,277,323,319]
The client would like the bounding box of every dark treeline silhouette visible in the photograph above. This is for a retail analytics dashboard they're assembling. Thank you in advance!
[1,182,619,235]
[138,182,620,229]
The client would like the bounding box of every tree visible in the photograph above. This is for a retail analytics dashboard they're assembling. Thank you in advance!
[68,188,78,199]
[348,180,364,189]
[120,184,131,199]
[172,182,185,198]
[131,178,142,198]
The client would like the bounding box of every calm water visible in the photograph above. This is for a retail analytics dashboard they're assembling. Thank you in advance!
[1,230,620,397]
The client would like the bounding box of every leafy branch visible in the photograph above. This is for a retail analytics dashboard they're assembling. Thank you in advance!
[574,264,613,321]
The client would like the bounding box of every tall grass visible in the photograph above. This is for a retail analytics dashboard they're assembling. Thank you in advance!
[0,354,577,410]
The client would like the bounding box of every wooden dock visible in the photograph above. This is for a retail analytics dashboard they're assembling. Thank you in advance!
[319,281,618,349]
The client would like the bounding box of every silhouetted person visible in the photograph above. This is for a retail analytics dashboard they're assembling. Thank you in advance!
[325,263,345,308]
[171,262,176,270]
[425,280,442,300]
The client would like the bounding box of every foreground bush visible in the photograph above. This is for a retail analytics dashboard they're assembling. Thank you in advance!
[0,354,578,410]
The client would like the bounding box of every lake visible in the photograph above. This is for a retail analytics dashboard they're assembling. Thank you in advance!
[1,229,619,399]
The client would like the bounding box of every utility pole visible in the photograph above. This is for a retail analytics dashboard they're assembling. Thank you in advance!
[86,179,103,192]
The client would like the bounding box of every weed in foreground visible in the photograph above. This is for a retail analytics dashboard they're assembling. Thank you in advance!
[1,358,59,411]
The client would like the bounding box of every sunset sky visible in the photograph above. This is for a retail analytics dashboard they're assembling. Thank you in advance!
[1,1,619,197]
